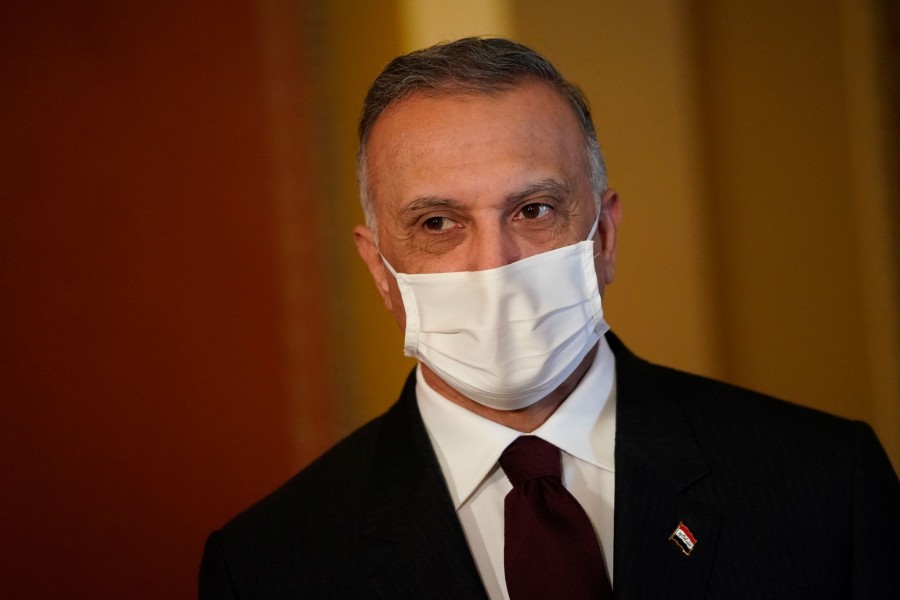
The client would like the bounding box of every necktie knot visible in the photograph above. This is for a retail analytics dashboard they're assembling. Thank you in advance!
[499,436,561,488]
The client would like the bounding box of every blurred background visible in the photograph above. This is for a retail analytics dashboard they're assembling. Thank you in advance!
[2,0,898,597]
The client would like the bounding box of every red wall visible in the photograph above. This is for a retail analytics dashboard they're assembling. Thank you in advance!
[1,2,328,596]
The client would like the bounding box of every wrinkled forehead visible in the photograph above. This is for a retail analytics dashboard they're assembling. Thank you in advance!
[362,80,585,167]
[359,76,537,148]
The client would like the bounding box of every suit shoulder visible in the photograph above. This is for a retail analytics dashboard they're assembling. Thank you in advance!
[610,332,852,433]
[642,361,886,479]
[655,362,851,430]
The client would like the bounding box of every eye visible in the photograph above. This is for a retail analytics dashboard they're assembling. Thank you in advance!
[422,216,457,231]
[518,203,552,220]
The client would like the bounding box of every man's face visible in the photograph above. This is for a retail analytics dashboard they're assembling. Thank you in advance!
[355,79,620,331]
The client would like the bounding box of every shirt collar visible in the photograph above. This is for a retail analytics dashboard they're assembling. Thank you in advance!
[417,335,617,509]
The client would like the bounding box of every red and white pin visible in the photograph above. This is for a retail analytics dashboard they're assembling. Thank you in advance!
[668,521,698,556]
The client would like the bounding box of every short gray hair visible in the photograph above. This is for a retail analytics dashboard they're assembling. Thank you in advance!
[357,37,606,236]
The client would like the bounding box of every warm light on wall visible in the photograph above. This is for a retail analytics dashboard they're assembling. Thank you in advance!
[399,0,514,51]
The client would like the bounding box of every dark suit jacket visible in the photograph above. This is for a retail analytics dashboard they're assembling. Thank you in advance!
[199,334,899,598]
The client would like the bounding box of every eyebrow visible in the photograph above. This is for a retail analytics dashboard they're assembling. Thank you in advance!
[505,178,571,204]
[398,178,573,222]
[399,197,461,222]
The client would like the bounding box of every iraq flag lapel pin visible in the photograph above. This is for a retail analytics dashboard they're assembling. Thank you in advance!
[669,521,698,556]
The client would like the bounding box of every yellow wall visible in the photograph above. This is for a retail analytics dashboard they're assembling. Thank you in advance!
[691,0,898,461]
[306,0,898,469]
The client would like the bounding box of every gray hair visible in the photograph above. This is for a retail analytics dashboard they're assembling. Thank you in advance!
[357,37,606,237]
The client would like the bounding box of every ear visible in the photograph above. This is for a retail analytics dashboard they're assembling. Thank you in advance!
[353,224,394,311]
[596,188,621,285]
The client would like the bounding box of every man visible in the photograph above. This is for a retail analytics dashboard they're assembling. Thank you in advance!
[200,37,899,599]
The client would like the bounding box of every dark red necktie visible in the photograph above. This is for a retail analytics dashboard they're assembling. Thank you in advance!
[499,436,613,599]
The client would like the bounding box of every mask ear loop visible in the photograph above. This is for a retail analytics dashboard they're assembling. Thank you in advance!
[377,251,421,356]
[588,214,602,259]
[380,252,400,277]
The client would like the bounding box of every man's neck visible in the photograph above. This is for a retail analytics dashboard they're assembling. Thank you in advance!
[419,344,599,433]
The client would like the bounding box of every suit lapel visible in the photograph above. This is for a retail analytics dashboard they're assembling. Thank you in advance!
[363,372,488,600]
[609,334,721,599]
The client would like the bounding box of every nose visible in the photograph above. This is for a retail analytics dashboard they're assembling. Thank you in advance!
[468,223,522,271]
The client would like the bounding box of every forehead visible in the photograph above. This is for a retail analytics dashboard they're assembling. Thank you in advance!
[363,81,588,207]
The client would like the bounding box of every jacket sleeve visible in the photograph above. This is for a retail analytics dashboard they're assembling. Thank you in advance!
[850,421,900,598]
[199,530,239,600]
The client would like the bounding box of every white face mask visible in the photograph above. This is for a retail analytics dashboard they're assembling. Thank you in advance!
[382,220,609,410]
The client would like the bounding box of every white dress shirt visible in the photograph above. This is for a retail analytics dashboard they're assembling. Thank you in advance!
[417,336,617,600]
